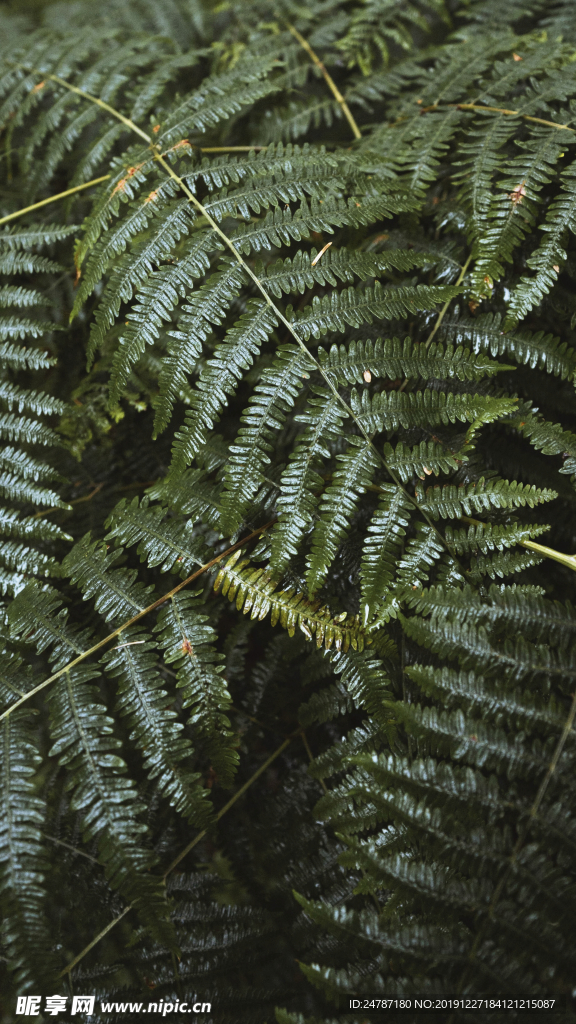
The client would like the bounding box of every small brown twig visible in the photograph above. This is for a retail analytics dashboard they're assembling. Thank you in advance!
[58,726,301,978]
[284,21,361,140]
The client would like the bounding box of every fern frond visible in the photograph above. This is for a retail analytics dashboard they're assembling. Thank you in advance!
[155,260,247,436]
[407,663,566,727]
[360,483,412,625]
[259,246,436,298]
[509,408,576,474]
[319,336,511,385]
[444,520,549,555]
[171,301,278,469]
[470,126,566,298]
[61,534,155,624]
[415,476,557,518]
[306,437,379,597]
[383,439,468,482]
[101,627,212,824]
[292,282,459,340]
[155,52,281,149]
[218,344,309,537]
[214,551,369,653]
[440,311,576,379]
[468,546,544,579]
[8,582,93,671]
[48,663,176,948]
[270,387,347,576]
[154,591,237,787]
[0,711,55,992]
[104,496,207,577]
[106,228,214,404]
[505,152,576,326]
[351,388,517,433]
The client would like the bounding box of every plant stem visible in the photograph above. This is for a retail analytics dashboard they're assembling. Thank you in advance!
[0,176,110,226]
[283,21,362,140]
[412,100,576,134]
[458,515,576,574]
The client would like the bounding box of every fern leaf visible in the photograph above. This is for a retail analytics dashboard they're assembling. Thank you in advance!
[0,711,55,992]
[319,336,511,385]
[505,153,576,326]
[48,663,177,949]
[291,282,459,340]
[306,436,379,597]
[470,126,566,298]
[107,228,214,404]
[156,52,281,148]
[61,534,155,624]
[444,520,549,555]
[468,547,544,580]
[383,439,468,482]
[360,483,412,625]
[351,388,517,433]
[408,663,566,726]
[104,496,207,577]
[440,311,576,379]
[171,301,278,469]
[101,627,212,824]
[84,196,200,366]
[218,344,309,537]
[270,387,347,576]
[415,476,557,519]
[155,260,247,436]
[214,551,369,653]
[154,591,237,787]
[8,582,93,671]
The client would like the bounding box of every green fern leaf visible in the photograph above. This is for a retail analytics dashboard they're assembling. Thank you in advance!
[218,344,309,537]
[360,483,412,625]
[48,663,177,949]
[306,436,379,596]
[61,534,155,624]
[0,710,55,992]
[415,476,557,518]
[101,627,212,824]
[319,336,511,385]
[214,551,369,653]
[154,591,237,787]
[270,387,347,576]
[104,496,207,577]
[171,301,278,469]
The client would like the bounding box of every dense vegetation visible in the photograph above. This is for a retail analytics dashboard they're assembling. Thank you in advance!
[2,0,576,1020]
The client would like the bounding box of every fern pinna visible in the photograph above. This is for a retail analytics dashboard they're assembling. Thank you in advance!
[2,0,576,1020]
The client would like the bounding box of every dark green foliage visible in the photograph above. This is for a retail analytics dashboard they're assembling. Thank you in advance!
[2,0,576,1019]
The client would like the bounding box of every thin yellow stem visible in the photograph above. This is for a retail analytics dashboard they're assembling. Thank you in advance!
[42,832,99,864]
[0,521,274,723]
[414,100,576,134]
[284,21,362,140]
[0,176,111,227]
[162,728,300,877]
[58,728,299,978]
[456,102,576,132]
[519,539,576,573]
[58,907,131,979]
[458,515,576,574]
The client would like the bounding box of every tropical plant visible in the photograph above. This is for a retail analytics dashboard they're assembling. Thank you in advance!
[1,0,576,1021]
